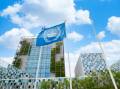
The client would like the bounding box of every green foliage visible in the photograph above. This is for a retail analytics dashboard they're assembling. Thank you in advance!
[56,41,63,46]
[56,46,60,53]
[38,72,116,89]
[50,42,65,77]
[40,79,52,89]
[50,48,56,73]
[55,59,65,77]
[112,71,120,88]
[12,57,22,69]
[38,71,120,89]
[64,79,70,89]
[12,40,31,69]
[72,71,115,89]
[39,79,70,89]
[55,41,63,53]
[19,40,31,55]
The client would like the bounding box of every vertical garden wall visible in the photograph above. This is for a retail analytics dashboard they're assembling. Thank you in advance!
[12,40,31,69]
[50,41,65,77]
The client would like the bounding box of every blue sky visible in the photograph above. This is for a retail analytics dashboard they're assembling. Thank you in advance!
[0,0,120,76]
[65,0,120,49]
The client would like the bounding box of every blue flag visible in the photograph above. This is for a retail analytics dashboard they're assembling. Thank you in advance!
[36,23,66,46]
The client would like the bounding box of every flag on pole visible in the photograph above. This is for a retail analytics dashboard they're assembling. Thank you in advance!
[36,22,66,46]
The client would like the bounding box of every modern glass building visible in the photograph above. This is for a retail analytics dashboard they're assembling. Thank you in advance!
[0,37,65,89]
[75,53,107,77]
[12,37,65,78]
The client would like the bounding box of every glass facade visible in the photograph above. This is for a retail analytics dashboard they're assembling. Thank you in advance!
[24,38,65,78]
[25,39,51,78]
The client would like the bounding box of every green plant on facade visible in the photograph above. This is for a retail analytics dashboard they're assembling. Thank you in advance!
[50,48,56,73]
[55,58,65,77]
[12,40,31,69]
[12,57,22,69]
[19,40,31,55]
[50,41,65,77]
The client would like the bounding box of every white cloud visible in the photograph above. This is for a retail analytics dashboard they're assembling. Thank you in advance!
[0,57,14,68]
[1,4,21,16]
[74,10,92,24]
[67,31,84,42]
[97,31,105,40]
[0,28,32,68]
[1,0,92,29]
[0,28,33,49]
[107,16,120,36]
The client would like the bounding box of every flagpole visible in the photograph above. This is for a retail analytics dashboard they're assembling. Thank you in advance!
[68,52,72,89]
[65,19,72,89]
[34,46,43,89]
[99,43,118,89]
[91,22,118,89]
[108,67,118,89]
